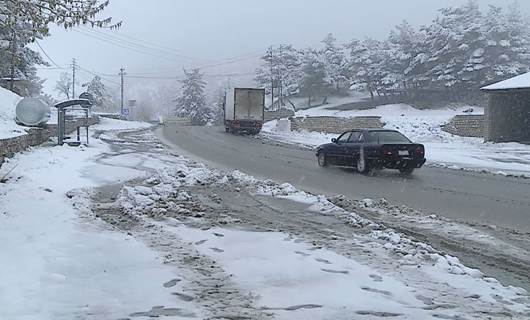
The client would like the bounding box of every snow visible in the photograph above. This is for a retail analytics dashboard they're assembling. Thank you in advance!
[3,112,529,318]
[175,226,436,319]
[262,103,530,176]
[0,86,25,139]
[482,71,530,91]
[0,119,199,320]
[92,117,153,131]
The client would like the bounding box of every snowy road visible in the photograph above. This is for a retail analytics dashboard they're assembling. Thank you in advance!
[159,124,530,233]
[93,128,529,319]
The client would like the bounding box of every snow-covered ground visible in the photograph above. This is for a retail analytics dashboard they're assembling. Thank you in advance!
[2,117,529,319]
[118,155,530,319]
[0,118,203,319]
[0,87,25,139]
[262,103,530,176]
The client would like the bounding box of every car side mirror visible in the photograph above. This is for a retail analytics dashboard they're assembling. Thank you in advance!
[331,138,337,143]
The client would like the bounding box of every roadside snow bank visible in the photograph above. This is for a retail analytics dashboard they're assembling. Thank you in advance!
[0,120,198,319]
[117,153,530,318]
[0,87,25,139]
[93,117,153,132]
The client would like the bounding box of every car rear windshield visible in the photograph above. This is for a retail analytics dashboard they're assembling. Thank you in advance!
[364,131,411,144]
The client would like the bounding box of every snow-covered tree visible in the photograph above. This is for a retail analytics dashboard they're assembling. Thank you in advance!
[0,17,47,95]
[345,38,385,103]
[55,72,72,99]
[321,33,348,93]
[255,45,302,108]
[383,20,427,92]
[299,50,330,106]
[82,76,114,111]
[0,0,117,95]
[0,0,119,39]
[175,68,211,125]
[421,0,485,89]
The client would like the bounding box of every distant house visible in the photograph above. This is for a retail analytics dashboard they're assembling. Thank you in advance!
[481,73,530,143]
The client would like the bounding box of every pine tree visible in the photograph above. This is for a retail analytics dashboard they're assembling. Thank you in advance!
[255,45,302,107]
[175,68,210,125]
[383,20,427,93]
[345,38,385,104]
[321,33,348,93]
[0,18,47,95]
[82,76,113,111]
[299,50,330,107]
[0,0,118,96]
[0,0,120,38]
[421,0,485,90]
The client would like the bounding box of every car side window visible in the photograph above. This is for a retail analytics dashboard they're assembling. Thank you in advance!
[358,134,365,143]
[337,132,351,143]
[348,131,361,143]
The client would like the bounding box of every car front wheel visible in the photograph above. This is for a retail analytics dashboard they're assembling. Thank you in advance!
[318,152,328,167]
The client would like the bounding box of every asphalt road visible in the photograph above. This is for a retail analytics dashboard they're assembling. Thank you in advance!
[159,124,530,232]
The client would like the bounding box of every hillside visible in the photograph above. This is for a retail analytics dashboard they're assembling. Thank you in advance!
[0,87,24,139]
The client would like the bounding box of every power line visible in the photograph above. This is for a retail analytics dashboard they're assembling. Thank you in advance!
[79,26,265,67]
[35,40,63,69]
[72,28,183,62]
[108,72,255,80]
[79,26,210,62]
[76,65,121,86]
[73,27,263,70]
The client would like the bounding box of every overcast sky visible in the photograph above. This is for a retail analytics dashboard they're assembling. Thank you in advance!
[35,0,530,97]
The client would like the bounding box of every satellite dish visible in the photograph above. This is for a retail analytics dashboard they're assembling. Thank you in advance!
[15,98,51,127]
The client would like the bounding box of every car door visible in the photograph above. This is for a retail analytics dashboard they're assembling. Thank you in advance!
[328,131,351,165]
[340,131,361,165]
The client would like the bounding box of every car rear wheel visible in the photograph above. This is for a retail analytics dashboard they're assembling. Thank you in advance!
[356,151,370,174]
[318,152,328,167]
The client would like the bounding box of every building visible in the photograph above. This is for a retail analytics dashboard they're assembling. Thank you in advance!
[481,73,530,143]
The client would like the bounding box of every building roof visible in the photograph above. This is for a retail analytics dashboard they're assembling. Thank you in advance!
[482,72,530,91]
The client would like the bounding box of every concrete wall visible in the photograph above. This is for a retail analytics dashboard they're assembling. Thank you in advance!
[0,116,99,166]
[442,115,485,138]
[485,91,530,142]
[290,116,384,134]
[264,108,295,122]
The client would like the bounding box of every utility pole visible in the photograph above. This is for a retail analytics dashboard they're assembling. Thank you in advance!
[9,30,17,92]
[8,0,20,93]
[71,58,77,98]
[278,45,283,108]
[119,68,126,115]
[269,46,274,110]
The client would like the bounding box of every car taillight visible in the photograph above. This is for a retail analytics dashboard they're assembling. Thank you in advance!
[382,147,393,155]
[415,146,424,156]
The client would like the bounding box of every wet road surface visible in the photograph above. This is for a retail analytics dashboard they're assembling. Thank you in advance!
[158,124,530,232]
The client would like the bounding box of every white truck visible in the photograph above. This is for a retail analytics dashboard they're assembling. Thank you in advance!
[224,88,265,134]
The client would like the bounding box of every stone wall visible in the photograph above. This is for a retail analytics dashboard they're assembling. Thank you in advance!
[441,114,485,138]
[484,91,530,142]
[264,108,295,122]
[290,116,384,134]
[0,116,99,166]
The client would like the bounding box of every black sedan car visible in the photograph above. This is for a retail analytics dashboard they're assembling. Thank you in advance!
[316,129,426,175]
